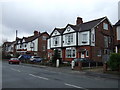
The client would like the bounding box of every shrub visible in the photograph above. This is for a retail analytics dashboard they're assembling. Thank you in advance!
[107,53,120,71]
[51,49,61,65]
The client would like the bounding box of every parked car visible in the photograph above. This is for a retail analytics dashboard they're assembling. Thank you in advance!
[73,58,96,67]
[30,56,43,62]
[8,58,20,64]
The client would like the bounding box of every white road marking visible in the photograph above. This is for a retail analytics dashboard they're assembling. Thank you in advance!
[64,83,88,90]
[29,74,49,80]
[11,68,21,72]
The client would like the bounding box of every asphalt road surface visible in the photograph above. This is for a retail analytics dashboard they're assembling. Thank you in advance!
[2,60,119,89]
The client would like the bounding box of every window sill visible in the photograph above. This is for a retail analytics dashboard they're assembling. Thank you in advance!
[82,41,87,43]
[97,55,101,57]
[66,57,76,58]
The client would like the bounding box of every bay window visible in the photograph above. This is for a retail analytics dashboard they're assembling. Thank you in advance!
[66,47,76,58]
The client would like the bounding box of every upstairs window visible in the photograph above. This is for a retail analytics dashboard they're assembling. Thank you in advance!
[65,34,73,44]
[104,36,108,48]
[91,33,95,42]
[42,36,47,40]
[67,26,71,32]
[82,34,87,43]
[30,42,34,48]
[25,44,27,47]
[103,23,108,30]
[53,37,59,46]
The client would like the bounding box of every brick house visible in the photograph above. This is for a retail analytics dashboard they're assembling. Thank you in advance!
[47,17,114,62]
[16,31,49,59]
[114,20,120,53]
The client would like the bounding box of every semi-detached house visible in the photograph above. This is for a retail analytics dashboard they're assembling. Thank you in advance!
[16,31,49,59]
[114,20,120,53]
[47,17,114,62]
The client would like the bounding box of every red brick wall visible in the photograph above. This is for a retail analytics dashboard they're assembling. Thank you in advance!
[93,18,113,61]
[38,33,49,59]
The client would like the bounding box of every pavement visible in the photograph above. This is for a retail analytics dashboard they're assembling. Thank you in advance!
[20,63,120,80]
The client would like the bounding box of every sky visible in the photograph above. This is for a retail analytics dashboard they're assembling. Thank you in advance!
[0,0,120,45]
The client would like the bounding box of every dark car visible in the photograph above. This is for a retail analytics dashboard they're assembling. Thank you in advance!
[73,58,94,63]
[73,58,96,67]
[8,58,20,64]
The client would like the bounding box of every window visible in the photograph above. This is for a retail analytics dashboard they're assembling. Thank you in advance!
[67,26,71,32]
[104,36,108,48]
[91,33,95,42]
[58,49,62,58]
[108,37,111,44]
[97,50,101,57]
[25,44,27,47]
[86,50,89,57]
[82,34,87,43]
[30,42,34,48]
[20,45,22,48]
[42,46,46,51]
[65,34,73,44]
[54,30,57,35]
[66,48,76,58]
[42,36,47,40]
[53,37,59,46]
[103,23,108,30]
[104,49,110,55]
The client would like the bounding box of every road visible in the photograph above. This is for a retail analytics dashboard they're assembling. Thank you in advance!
[2,60,119,89]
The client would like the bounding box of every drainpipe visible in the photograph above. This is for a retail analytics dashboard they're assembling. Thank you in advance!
[89,30,92,60]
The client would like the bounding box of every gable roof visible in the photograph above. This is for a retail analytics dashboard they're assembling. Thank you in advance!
[18,32,49,43]
[50,28,65,36]
[3,41,16,46]
[79,17,106,31]
[66,17,106,32]
[115,20,120,26]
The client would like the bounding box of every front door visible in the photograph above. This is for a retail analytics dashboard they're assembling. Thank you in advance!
[81,52,85,58]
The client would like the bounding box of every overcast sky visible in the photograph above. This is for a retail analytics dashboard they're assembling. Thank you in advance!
[0,0,120,45]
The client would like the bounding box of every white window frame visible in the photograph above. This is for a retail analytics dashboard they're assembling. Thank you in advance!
[65,34,73,44]
[53,37,59,46]
[82,34,87,43]
[103,23,108,30]
[91,33,95,42]
[66,47,76,58]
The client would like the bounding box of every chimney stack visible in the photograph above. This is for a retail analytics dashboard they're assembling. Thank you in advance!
[76,17,83,25]
[34,31,39,36]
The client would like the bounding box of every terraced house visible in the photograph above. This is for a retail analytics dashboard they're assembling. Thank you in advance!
[47,17,114,62]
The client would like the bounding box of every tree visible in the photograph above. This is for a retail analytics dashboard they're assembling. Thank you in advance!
[107,53,120,71]
[51,49,60,65]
